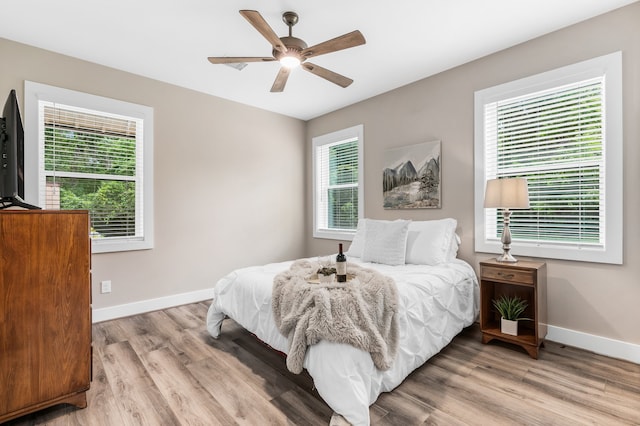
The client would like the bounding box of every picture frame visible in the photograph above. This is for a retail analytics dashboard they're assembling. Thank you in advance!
[383,140,441,209]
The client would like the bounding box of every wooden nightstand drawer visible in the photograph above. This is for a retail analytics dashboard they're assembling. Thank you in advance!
[482,266,534,285]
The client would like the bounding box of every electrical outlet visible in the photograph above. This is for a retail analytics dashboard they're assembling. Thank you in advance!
[100,280,112,294]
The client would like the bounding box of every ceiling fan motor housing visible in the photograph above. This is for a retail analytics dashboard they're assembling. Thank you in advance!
[274,36,307,62]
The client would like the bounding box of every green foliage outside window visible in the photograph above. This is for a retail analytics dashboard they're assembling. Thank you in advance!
[45,128,137,238]
[328,140,358,230]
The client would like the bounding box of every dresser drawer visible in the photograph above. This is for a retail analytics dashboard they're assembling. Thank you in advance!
[482,266,534,285]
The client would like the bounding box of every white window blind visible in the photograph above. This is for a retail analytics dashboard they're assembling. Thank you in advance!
[41,103,142,240]
[485,78,604,245]
[475,52,622,264]
[313,125,364,240]
[24,81,154,253]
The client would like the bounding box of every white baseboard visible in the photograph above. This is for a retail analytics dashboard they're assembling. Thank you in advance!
[93,293,639,365]
[547,325,640,365]
[92,288,214,323]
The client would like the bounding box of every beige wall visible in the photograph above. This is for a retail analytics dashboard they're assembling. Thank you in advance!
[1,4,638,346]
[0,38,306,309]
[306,3,640,345]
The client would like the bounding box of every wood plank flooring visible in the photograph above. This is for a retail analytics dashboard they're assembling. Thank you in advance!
[4,302,639,425]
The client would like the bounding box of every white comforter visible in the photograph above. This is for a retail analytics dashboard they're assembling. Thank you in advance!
[206,257,479,425]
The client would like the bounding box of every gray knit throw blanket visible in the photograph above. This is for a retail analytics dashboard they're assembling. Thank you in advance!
[272,259,399,374]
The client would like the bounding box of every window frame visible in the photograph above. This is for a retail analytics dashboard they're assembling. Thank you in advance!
[24,81,154,253]
[312,124,364,240]
[474,52,623,264]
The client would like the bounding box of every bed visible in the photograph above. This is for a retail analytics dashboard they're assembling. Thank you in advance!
[206,218,479,425]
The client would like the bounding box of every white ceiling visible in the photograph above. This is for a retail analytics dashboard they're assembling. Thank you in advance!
[1,0,637,120]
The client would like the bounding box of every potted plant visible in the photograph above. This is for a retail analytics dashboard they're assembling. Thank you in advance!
[317,266,336,283]
[492,295,528,336]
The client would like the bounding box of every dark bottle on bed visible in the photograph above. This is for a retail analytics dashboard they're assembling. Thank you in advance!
[336,243,347,282]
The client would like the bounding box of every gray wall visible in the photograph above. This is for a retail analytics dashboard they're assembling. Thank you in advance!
[306,3,640,345]
[0,37,306,309]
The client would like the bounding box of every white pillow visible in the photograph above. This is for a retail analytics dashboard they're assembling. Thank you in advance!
[405,218,458,265]
[361,219,411,266]
[346,218,366,258]
[449,233,461,260]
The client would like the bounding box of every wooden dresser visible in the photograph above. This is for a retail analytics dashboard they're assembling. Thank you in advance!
[0,210,91,423]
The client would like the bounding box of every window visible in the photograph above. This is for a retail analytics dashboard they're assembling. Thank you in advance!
[313,125,364,240]
[24,81,154,253]
[474,52,622,264]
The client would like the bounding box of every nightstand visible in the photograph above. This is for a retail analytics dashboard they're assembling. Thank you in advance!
[479,259,547,359]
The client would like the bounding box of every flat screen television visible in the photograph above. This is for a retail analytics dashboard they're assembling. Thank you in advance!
[1,89,40,209]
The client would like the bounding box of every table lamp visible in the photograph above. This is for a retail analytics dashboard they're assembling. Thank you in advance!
[484,177,530,263]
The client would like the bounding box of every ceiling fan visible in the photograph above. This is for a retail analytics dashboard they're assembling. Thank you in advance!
[208,10,366,92]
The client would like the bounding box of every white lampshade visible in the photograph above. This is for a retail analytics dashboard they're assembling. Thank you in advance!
[484,178,530,209]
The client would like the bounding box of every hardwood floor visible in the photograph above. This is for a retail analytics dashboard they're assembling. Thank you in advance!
[4,302,639,425]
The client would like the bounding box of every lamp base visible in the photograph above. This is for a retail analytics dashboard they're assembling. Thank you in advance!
[497,209,518,263]
[496,251,518,263]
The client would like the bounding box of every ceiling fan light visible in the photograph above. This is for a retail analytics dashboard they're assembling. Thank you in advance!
[280,55,301,69]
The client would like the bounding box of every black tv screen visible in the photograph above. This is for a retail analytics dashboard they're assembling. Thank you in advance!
[1,89,39,209]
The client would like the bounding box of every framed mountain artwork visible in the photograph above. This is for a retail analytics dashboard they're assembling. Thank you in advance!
[383,140,441,209]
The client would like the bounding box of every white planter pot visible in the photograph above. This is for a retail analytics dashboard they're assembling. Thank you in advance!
[501,318,518,336]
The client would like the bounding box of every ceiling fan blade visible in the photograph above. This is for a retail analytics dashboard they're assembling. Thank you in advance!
[239,10,287,53]
[301,30,366,59]
[270,67,291,92]
[302,62,353,88]
[208,57,275,64]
